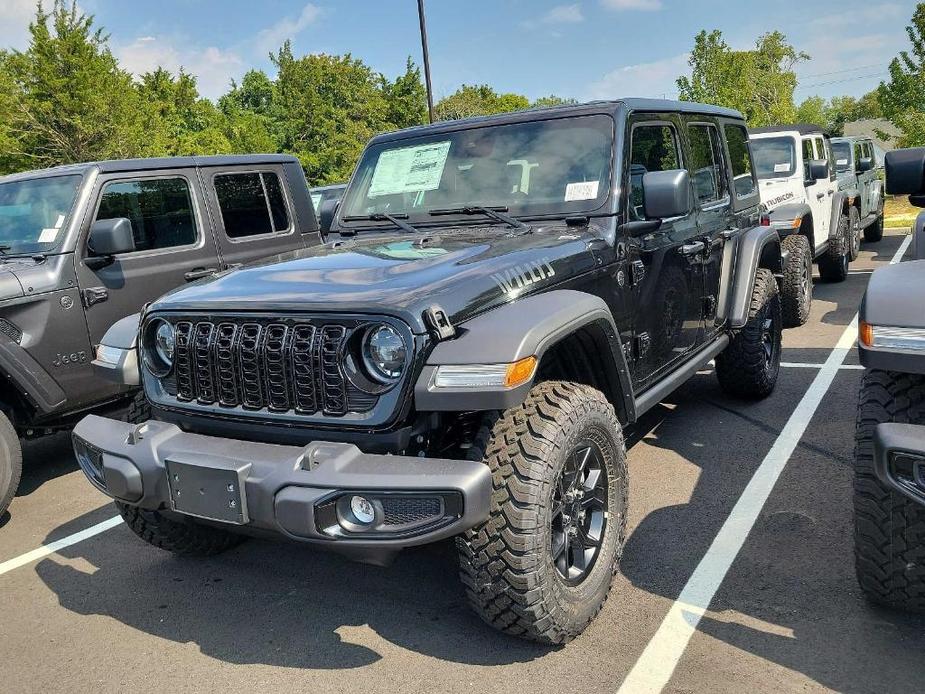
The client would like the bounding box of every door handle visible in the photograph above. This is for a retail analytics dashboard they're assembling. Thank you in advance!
[679,241,706,256]
[816,192,826,200]
[184,267,218,282]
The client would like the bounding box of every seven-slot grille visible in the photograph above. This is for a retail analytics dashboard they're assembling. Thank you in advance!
[163,318,369,417]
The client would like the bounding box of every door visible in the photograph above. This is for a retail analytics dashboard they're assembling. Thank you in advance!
[859,140,878,217]
[625,117,703,388]
[685,119,733,336]
[75,171,221,344]
[202,166,304,269]
[803,137,829,250]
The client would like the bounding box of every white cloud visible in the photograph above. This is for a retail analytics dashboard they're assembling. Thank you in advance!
[115,36,244,100]
[0,0,39,50]
[600,0,663,10]
[542,4,585,24]
[584,53,688,100]
[254,3,322,54]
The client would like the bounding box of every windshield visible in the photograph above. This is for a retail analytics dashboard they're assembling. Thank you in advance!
[751,136,797,179]
[0,174,82,253]
[832,141,852,173]
[340,115,614,225]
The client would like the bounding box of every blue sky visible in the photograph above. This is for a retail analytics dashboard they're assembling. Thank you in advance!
[0,0,917,103]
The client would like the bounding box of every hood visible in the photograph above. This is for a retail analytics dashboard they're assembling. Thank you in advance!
[149,224,601,332]
[0,254,74,301]
[758,178,805,212]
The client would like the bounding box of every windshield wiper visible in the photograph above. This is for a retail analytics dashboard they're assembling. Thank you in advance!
[427,206,530,231]
[0,245,11,254]
[342,212,419,235]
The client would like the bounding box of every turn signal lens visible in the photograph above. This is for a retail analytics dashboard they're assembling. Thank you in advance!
[791,216,803,229]
[504,356,537,388]
[859,321,874,347]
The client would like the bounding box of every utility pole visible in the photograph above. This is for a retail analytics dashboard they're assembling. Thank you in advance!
[417,0,435,123]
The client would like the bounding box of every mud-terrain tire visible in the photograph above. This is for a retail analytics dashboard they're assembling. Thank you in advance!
[780,234,812,327]
[0,411,22,518]
[715,268,781,399]
[848,205,862,261]
[864,201,885,243]
[123,390,150,424]
[116,502,245,556]
[457,381,627,644]
[854,370,925,611]
[819,212,850,282]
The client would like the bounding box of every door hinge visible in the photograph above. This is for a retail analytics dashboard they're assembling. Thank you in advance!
[82,287,108,308]
[635,332,650,359]
[631,260,646,285]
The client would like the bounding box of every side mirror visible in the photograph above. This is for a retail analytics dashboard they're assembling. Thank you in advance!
[642,169,692,220]
[808,160,829,181]
[318,199,339,235]
[86,217,135,269]
[885,147,925,196]
[857,157,874,173]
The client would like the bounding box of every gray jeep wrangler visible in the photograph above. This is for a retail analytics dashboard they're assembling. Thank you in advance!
[0,155,320,517]
[74,99,785,643]
[854,146,925,612]
[832,135,885,255]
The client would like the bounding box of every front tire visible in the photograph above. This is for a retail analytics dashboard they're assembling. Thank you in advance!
[848,206,862,261]
[715,268,781,399]
[0,411,22,518]
[854,370,925,611]
[457,381,627,644]
[818,212,850,282]
[117,502,245,556]
[780,234,812,327]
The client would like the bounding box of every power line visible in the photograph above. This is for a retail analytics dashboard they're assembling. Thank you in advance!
[797,62,884,80]
[796,71,887,91]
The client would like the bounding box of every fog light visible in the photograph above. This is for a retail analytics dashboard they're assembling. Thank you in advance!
[350,495,376,524]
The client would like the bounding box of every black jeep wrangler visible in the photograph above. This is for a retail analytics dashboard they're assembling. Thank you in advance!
[0,155,320,518]
[74,100,784,643]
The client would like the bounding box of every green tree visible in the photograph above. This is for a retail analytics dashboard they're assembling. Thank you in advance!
[531,95,578,108]
[1,1,149,171]
[435,84,530,121]
[878,3,925,146]
[795,95,828,126]
[677,30,808,126]
[382,57,428,130]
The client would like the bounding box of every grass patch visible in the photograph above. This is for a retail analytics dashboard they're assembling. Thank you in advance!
[885,195,919,228]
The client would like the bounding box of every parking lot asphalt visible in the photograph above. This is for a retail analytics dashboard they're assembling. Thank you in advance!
[1,229,924,694]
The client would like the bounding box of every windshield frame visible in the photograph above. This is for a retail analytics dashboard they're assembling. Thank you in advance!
[337,113,617,231]
[0,172,85,255]
[750,135,799,180]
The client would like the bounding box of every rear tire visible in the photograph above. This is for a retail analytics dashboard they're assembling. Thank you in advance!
[0,411,22,518]
[848,206,862,261]
[116,502,245,556]
[457,381,627,644]
[854,370,925,611]
[864,202,884,243]
[818,212,850,282]
[715,268,781,399]
[780,234,812,327]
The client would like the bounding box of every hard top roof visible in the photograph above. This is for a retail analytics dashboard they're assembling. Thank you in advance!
[830,135,871,143]
[368,98,744,145]
[748,123,828,137]
[0,154,299,182]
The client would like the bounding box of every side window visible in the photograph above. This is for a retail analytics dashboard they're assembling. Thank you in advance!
[862,141,873,161]
[724,124,757,199]
[95,177,197,253]
[628,123,681,220]
[687,123,728,205]
[854,142,863,169]
[214,172,290,239]
[814,137,826,163]
[801,139,815,181]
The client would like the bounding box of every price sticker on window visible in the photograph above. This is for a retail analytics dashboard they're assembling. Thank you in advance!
[564,181,600,201]
[369,141,452,197]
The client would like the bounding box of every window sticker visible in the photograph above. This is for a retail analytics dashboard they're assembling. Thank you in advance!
[368,141,451,197]
[836,158,849,166]
[773,163,791,173]
[38,213,66,243]
[564,181,600,201]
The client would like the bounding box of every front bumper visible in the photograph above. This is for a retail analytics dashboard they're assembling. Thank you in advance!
[72,415,492,556]
[873,423,925,507]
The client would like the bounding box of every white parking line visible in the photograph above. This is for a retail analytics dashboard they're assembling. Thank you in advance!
[781,362,864,370]
[0,515,122,576]
[617,233,912,694]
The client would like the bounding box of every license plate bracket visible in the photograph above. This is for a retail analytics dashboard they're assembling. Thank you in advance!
[165,456,251,525]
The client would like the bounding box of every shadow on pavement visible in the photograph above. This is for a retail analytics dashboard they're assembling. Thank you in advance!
[17,432,79,497]
[34,509,551,670]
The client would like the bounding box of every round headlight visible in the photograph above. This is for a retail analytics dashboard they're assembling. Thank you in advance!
[143,319,174,376]
[155,321,175,365]
[362,324,406,382]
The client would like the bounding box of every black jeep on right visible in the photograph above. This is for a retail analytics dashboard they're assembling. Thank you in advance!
[854,146,925,612]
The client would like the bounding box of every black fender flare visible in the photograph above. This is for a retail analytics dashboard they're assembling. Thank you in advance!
[414,289,635,420]
[728,226,782,330]
[828,190,848,240]
[766,202,813,241]
[0,334,66,414]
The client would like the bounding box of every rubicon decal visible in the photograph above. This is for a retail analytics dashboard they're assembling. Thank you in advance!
[491,258,556,295]
[765,191,795,209]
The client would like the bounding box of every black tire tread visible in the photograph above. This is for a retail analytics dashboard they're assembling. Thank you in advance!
[854,370,925,611]
[457,381,627,644]
[849,205,861,261]
[780,234,812,328]
[819,212,850,282]
[117,501,245,556]
[124,390,150,424]
[0,410,22,517]
[864,203,884,243]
